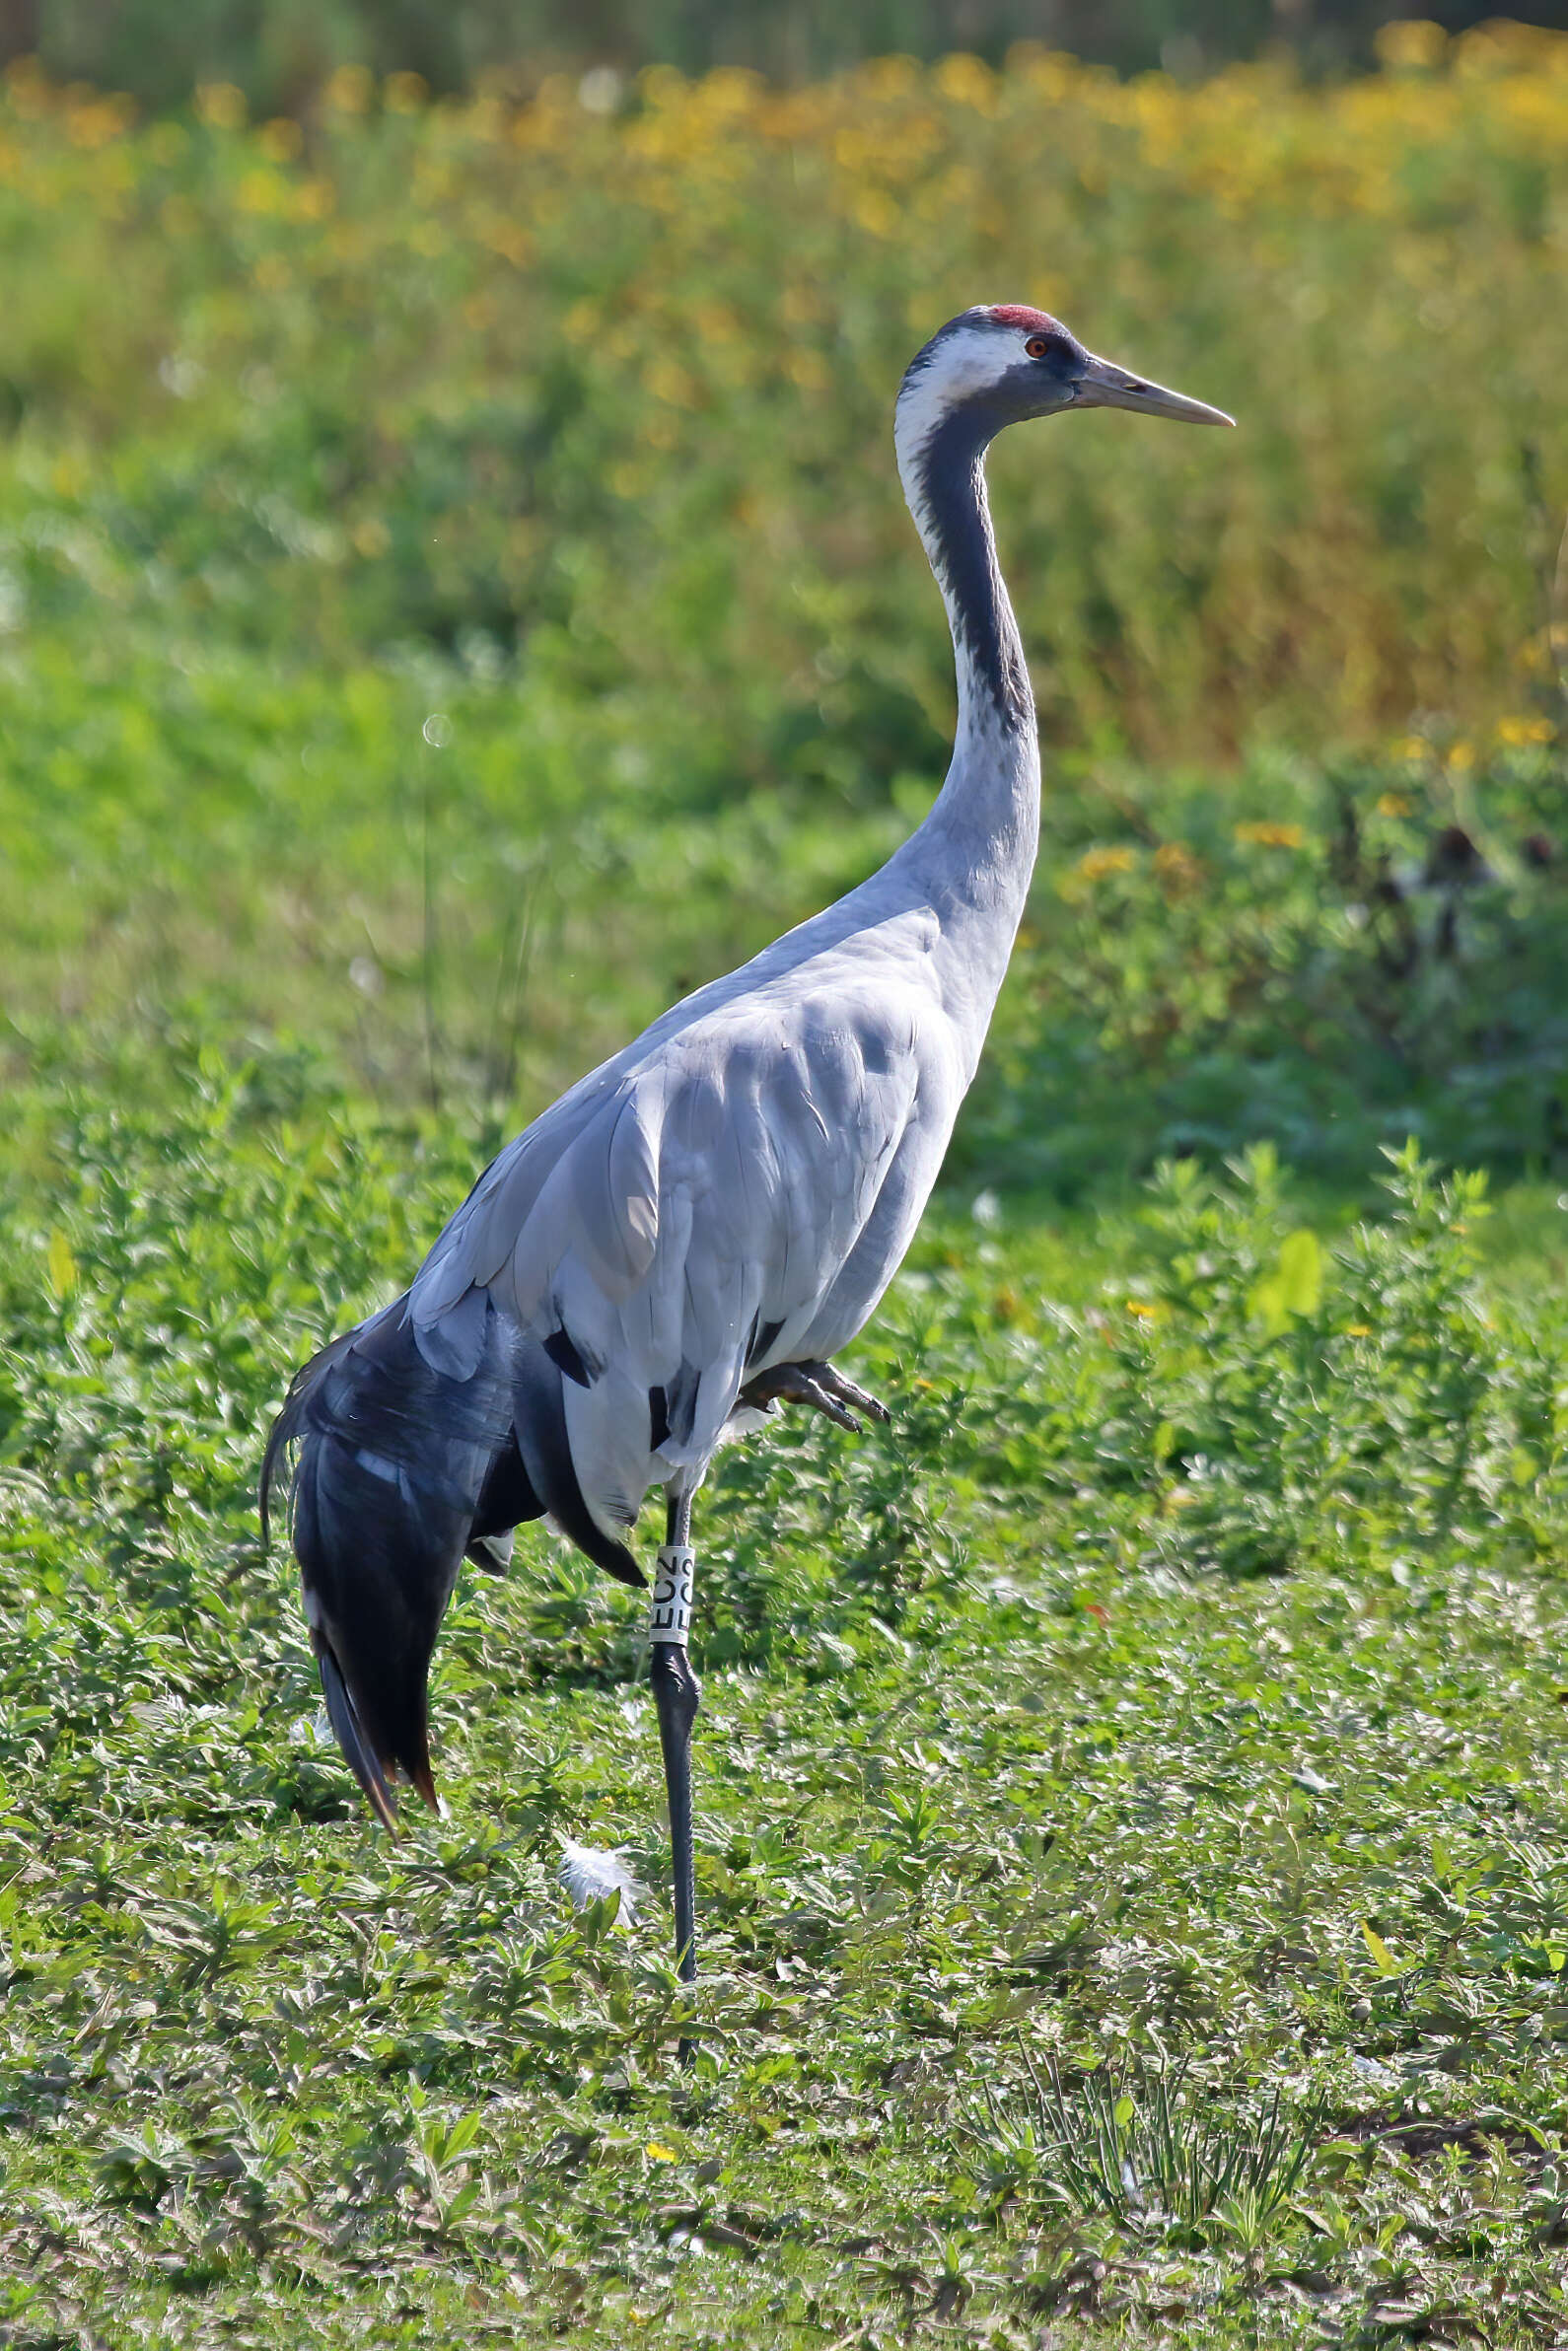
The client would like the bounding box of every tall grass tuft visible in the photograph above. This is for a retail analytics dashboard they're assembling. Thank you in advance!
[964,2054,1323,2246]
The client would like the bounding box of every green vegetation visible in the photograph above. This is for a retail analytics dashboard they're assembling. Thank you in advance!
[2,36,1566,1181]
[6,1112,1568,2342]
[12,0,1538,116]
[3,36,1568,769]
[4,35,1568,2350]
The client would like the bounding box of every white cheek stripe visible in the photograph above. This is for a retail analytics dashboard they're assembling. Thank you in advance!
[893,320,1021,492]
[648,1545,695,1645]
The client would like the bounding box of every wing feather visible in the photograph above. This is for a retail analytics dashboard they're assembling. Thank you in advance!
[409,939,941,1534]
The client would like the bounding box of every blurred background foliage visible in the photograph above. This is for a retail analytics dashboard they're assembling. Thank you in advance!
[1,23,1565,1184]
[2,29,1565,747]
[8,0,1568,109]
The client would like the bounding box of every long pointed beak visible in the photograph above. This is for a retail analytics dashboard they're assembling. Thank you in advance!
[1073,351,1235,428]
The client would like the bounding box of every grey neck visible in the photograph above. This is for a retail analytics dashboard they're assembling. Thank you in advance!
[896,406,1041,931]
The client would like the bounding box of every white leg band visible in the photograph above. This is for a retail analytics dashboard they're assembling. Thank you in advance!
[648,1545,695,1645]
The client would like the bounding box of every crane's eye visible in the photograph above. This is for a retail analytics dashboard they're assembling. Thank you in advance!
[1024,334,1053,360]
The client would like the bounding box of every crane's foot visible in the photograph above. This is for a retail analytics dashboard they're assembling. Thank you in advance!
[738,1359,891,1434]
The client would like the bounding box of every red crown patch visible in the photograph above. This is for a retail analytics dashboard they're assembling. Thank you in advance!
[989,304,1060,332]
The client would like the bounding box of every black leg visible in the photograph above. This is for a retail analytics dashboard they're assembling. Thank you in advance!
[651,1642,699,1983]
[651,1490,699,1986]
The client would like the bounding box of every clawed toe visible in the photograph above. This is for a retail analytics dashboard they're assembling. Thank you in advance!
[821,1368,891,1426]
[738,1358,891,1433]
[793,1371,862,1431]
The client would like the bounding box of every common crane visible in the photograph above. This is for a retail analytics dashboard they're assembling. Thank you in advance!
[263,305,1231,1983]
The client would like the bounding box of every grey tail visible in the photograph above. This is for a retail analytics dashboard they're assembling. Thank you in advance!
[261,1292,643,1826]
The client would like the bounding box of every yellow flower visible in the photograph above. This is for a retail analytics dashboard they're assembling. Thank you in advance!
[1153,841,1202,891]
[1076,845,1136,881]
[645,356,701,408]
[852,187,899,237]
[324,65,374,114]
[259,116,303,164]
[646,2142,678,2162]
[65,97,134,150]
[1375,21,1449,71]
[480,220,533,267]
[692,300,741,344]
[385,71,429,114]
[1391,736,1429,762]
[1234,821,1306,848]
[1496,714,1555,747]
[194,82,248,131]
[237,168,287,217]
[1375,791,1411,818]
[1446,741,1474,771]
[292,178,335,222]
[3,56,50,118]
[935,52,1000,114]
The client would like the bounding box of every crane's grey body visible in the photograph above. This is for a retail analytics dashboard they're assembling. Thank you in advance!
[264,306,1230,1966]
[405,710,1034,1531]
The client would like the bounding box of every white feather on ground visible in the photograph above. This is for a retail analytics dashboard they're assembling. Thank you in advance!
[557,1838,643,1925]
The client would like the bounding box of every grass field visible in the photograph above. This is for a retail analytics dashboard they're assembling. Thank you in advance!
[4,27,1568,2349]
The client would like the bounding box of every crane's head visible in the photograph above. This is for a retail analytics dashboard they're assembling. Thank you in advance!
[894,303,1233,491]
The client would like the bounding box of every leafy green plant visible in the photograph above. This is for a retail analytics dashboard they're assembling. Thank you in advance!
[972,751,1568,1193]
[5,1100,1568,2343]
[1071,1140,1559,1578]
